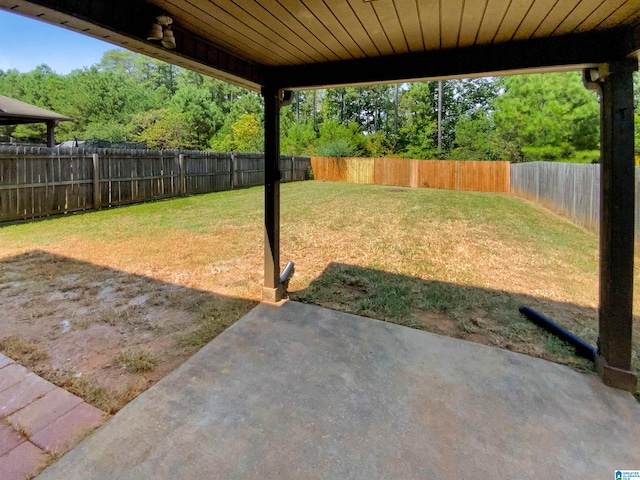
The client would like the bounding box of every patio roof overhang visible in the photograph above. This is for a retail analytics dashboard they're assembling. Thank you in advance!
[1,0,638,91]
[1,0,638,393]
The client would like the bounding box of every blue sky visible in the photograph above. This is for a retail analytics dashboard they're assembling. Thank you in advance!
[0,10,119,74]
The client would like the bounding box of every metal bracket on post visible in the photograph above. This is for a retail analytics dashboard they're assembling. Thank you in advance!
[262,284,285,303]
[280,90,293,107]
[582,67,603,95]
[263,262,295,302]
[595,354,638,392]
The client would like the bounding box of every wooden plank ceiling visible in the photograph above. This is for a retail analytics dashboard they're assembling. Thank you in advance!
[152,0,640,66]
[1,0,639,91]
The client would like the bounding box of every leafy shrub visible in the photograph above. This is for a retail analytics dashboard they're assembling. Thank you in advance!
[316,120,369,157]
[316,138,356,157]
[565,150,600,164]
[521,144,574,162]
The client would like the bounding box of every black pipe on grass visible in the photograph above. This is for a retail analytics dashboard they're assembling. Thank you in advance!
[519,306,597,362]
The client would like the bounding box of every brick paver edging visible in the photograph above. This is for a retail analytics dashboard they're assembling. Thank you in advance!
[0,354,104,479]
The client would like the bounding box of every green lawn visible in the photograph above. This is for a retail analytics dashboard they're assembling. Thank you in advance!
[0,181,638,397]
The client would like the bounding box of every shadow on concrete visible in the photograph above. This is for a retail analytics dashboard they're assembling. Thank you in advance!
[293,262,639,379]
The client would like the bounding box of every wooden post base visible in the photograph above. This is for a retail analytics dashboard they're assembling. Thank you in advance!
[596,355,638,393]
[262,285,285,303]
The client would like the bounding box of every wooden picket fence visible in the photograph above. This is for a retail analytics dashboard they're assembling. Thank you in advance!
[310,157,510,192]
[0,146,310,222]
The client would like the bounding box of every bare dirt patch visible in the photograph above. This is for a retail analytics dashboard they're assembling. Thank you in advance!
[0,250,256,413]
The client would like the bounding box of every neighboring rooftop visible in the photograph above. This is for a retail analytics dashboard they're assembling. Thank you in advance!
[0,95,73,126]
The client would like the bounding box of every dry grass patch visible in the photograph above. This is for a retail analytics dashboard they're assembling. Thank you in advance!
[0,337,48,368]
[96,306,156,331]
[27,451,61,480]
[0,250,256,414]
[35,368,142,414]
[110,348,158,373]
[175,298,251,350]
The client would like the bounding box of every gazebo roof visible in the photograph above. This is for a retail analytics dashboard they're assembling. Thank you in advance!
[0,95,73,126]
[1,1,638,91]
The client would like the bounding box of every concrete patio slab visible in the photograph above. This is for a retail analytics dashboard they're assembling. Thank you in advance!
[38,301,640,479]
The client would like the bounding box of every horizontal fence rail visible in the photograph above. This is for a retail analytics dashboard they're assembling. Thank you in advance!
[0,146,310,222]
[310,157,510,193]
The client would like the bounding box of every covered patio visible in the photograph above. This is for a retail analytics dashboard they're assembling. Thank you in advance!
[37,301,640,479]
[1,1,639,477]
[0,0,639,468]
[4,0,635,392]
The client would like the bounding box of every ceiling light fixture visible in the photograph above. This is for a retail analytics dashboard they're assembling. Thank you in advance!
[161,26,176,50]
[148,15,175,49]
[147,23,163,41]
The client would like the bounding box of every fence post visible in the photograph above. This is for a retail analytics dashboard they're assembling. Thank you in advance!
[535,163,540,202]
[230,151,236,189]
[178,154,186,196]
[290,156,295,182]
[92,153,101,210]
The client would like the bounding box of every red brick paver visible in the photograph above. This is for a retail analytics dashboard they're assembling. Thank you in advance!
[0,422,24,456]
[0,356,14,369]
[31,402,104,454]
[8,387,83,435]
[0,364,28,393]
[0,354,105,478]
[0,440,43,480]
[0,373,56,419]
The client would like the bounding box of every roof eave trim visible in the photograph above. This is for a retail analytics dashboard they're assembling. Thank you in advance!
[267,27,639,90]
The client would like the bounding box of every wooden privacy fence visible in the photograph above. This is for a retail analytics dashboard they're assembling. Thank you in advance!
[310,157,510,192]
[0,146,310,222]
[510,161,611,235]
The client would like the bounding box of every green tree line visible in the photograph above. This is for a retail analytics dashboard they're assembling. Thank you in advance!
[1,49,638,161]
